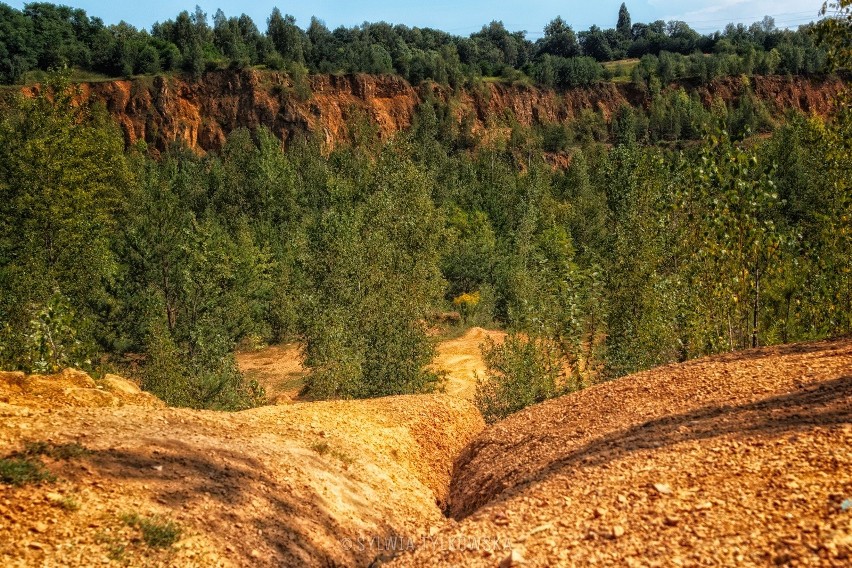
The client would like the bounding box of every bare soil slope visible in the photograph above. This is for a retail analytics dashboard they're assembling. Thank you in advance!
[0,371,483,567]
[392,338,852,567]
[22,71,846,154]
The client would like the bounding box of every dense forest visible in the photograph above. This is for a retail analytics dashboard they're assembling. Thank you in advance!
[0,2,834,88]
[0,2,850,420]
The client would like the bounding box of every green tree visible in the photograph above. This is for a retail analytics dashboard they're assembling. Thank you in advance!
[816,1,852,70]
[686,135,784,351]
[0,4,36,83]
[302,148,445,399]
[0,73,128,371]
[617,3,632,40]
[538,17,580,58]
[121,155,271,409]
[267,8,305,64]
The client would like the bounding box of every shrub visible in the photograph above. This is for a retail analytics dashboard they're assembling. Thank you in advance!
[452,291,481,323]
[141,319,266,410]
[475,333,562,423]
[24,441,90,460]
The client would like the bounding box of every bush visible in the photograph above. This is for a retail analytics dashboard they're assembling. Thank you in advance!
[140,317,266,411]
[16,291,93,374]
[24,441,89,460]
[452,291,481,323]
[475,333,562,423]
[0,456,55,486]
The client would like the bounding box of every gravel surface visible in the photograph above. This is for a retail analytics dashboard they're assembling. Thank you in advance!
[3,337,849,567]
[390,338,852,567]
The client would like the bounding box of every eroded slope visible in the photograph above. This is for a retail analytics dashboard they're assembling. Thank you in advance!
[21,71,847,154]
[0,371,484,567]
[392,338,852,567]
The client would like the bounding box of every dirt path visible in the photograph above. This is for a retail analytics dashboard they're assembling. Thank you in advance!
[236,327,506,403]
[236,343,308,403]
[430,327,506,400]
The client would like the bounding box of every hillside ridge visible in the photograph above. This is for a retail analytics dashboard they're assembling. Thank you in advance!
[393,337,852,566]
[20,70,847,153]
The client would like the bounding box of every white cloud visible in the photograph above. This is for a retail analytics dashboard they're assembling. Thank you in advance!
[647,0,823,30]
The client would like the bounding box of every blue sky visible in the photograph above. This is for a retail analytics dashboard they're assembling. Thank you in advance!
[5,1,826,36]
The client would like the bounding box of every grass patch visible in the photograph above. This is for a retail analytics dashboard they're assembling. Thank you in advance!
[120,512,182,548]
[603,58,639,83]
[310,441,354,466]
[55,495,81,512]
[0,456,55,486]
[20,67,119,85]
[96,530,128,563]
[24,440,90,460]
[310,441,330,456]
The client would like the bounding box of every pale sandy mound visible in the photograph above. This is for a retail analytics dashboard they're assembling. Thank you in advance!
[0,371,484,567]
[235,343,307,403]
[0,369,164,409]
[430,327,506,401]
[391,338,852,567]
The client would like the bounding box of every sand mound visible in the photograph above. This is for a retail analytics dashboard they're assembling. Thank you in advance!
[391,338,852,567]
[0,375,483,566]
[0,369,164,409]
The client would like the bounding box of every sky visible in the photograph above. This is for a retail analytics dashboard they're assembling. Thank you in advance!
[5,1,827,36]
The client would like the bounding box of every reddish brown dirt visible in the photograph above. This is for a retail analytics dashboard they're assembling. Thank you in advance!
[390,338,852,567]
[21,71,847,154]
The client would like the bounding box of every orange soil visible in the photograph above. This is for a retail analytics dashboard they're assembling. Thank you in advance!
[391,338,852,567]
[0,371,483,567]
[3,336,850,567]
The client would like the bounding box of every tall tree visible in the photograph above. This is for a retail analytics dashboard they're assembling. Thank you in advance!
[538,16,580,58]
[267,8,305,64]
[302,148,445,399]
[617,3,632,40]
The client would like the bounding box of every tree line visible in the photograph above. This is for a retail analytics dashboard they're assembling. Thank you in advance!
[0,2,833,89]
[0,66,849,417]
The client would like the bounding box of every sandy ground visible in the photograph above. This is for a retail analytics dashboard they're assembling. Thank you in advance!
[3,334,850,567]
[430,327,507,400]
[236,327,506,403]
[235,343,308,403]
[0,371,483,567]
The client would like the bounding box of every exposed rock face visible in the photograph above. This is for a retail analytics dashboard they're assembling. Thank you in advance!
[25,70,847,153]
